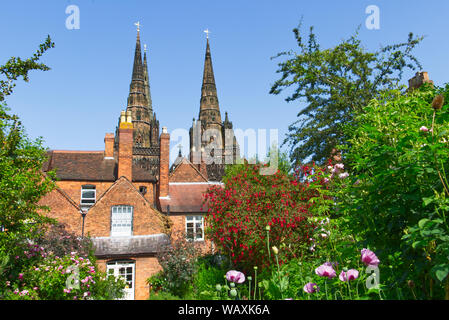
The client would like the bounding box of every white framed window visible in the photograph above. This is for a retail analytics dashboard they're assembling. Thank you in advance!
[107,260,135,300]
[80,185,96,206]
[111,205,133,237]
[186,215,204,241]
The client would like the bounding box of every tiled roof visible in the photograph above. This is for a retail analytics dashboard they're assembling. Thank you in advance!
[44,151,156,182]
[92,234,170,257]
[159,182,222,214]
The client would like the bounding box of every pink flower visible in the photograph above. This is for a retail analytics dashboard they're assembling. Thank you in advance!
[361,248,380,266]
[63,288,71,294]
[226,270,246,284]
[315,263,337,279]
[18,273,23,280]
[339,269,359,282]
[420,126,429,132]
[335,163,344,170]
[303,282,319,293]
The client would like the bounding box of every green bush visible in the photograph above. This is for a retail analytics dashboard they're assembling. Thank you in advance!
[336,84,449,299]
[2,251,125,300]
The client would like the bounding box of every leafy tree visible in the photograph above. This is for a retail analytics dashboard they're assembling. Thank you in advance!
[0,36,55,281]
[0,35,54,101]
[270,24,423,165]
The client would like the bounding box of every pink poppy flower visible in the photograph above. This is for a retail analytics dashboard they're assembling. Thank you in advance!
[226,270,246,284]
[361,248,380,266]
[303,282,319,293]
[339,269,359,282]
[315,263,337,279]
[420,126,429,132]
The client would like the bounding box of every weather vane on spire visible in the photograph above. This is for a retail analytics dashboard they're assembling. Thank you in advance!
[204,29,211,39]
[134,21,141,32]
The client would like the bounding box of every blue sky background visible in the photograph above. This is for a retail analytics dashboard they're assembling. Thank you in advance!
[1,0,449,164]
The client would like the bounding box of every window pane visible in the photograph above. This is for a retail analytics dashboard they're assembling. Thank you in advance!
[82,191,95,198]
[111,206,133,236]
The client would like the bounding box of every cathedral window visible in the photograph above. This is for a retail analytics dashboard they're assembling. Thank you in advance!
[80,185,96,207]
[136,110,141,121]
[186,215,204,241]
[111,205,133,237]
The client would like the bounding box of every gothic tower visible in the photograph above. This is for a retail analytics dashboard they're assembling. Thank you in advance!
[115,27,160,177]
[189,35,239,181]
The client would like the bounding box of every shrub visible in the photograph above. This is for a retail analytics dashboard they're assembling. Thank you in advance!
[204,163,319,271]
[2,251,125,300]
[337,84,449,299]
[155,232,200,297]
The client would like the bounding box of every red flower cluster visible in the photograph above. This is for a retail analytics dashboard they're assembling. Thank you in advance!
[203,163,327,271]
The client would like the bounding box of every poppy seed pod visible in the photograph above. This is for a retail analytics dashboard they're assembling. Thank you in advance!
[432,94,444,110]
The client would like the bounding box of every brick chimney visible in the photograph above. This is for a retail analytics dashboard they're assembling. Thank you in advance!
[104,133,115,159]
[159,126,170,198]
[118,111,133,181]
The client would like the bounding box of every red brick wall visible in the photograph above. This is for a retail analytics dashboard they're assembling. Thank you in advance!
[158,130,170,198]
[170,162,207,182]
[84,178,167,238]
[118,127,133,181]
[55,181,114,207]
[97,256,162,300]
[169,214,213,254]
[38,189,81,234]
[133,181,155,204]
[104,133,115,158]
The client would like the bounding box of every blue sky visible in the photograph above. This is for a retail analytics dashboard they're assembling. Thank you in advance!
[1,0,449,163]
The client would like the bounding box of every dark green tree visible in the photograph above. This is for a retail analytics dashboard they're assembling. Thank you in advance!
[270,24,423,165]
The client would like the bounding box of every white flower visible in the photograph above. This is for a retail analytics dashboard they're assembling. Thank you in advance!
[339,172,349,179]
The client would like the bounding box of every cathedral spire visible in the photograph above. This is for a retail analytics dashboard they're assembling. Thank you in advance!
[143,44,153,113]
[199,35,221,124]
[125,23,157,149]
[131,25,144,82]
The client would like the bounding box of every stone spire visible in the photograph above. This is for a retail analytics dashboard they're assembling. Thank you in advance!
[143,44,153,114]
[125,27,153,149]
[199,38,221,125]
[127,28,147,109]
[131,28,144,83]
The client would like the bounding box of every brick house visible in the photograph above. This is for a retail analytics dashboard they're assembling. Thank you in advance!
[39,28,237,300]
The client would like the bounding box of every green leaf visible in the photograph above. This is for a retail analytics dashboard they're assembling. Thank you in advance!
[432,264,449,282]
[422,197,434,207]
[418,218,430,229]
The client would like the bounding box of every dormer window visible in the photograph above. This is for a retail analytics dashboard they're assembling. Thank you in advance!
[81,185,96,207]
